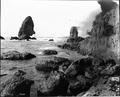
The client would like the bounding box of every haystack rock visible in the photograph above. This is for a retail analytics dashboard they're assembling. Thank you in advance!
[18,16,35,40]
[70,26,78,38]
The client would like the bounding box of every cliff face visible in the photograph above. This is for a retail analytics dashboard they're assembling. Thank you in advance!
[18,16,35,40]
[79,0,119,62]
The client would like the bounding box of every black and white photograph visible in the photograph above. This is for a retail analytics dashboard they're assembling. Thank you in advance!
[0,0,120,96]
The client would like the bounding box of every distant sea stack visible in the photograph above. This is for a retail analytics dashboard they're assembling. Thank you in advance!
[0,36,5,40]
[78,0,119,61]
[70,26,78,38]
[18,16,35,40]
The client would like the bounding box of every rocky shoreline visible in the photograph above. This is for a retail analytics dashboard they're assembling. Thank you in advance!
[0,0,119,97]
[0,55,120,97]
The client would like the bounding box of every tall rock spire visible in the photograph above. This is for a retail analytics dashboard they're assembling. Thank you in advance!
[18,16,35,40]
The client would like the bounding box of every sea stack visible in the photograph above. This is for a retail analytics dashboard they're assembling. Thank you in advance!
[70,26,78,38]
[18,16,35,40]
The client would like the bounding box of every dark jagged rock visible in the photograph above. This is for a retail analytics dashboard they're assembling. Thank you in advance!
[0,70,34,97]
[70,26,78,38]
[49,39,54,41]
[42,50,58,55]
[0,36,5,40]
[37,71,69,96]
[0,51,36,60]
[18,16,35,40]
[35,57,71,72]
[10,36,19,40]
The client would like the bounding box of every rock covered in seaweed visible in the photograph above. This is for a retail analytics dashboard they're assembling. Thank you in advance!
[18,16,35,40]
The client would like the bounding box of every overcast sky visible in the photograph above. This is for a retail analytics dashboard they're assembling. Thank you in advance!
[1,0,119,37]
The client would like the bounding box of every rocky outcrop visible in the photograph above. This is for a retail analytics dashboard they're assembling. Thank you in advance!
[18,16,35,40]
[0,70,34,97]
[70,26,78,38]
[78,0,119,61]
[0,36,5,40]
[0,51,36,60]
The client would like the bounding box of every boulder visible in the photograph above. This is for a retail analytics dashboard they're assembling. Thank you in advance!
[0,70,34,97]
[0,51,36,60]
[18,16,35,40]
[10,36,19,40]
[70,26,78,38]
[37,71,69,96]
[42,50,58,55]
[35,57,71,72]
[0,36,5,40]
